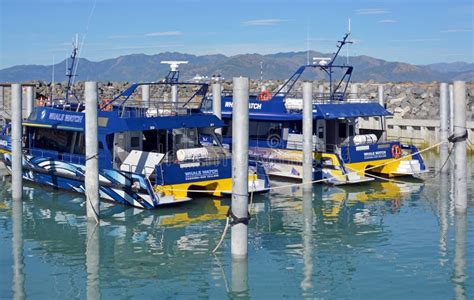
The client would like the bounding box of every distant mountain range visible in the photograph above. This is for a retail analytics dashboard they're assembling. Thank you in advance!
[1,51,473,82]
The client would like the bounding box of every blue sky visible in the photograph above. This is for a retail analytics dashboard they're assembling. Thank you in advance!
[0,0,473,69]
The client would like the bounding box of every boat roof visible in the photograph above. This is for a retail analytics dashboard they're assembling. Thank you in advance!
[219,95,391,121]
[24,107,225,133]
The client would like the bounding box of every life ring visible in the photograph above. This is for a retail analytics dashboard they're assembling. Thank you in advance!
[258,90,272,101]
[391,144,402,159]
[100,99,112,111]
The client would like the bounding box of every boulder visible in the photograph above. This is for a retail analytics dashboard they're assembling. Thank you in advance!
[389,95,406,106]
[410,87,424,95]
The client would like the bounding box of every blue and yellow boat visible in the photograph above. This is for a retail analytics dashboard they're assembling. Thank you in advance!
[204,33,427,184]
[0,80,270,208]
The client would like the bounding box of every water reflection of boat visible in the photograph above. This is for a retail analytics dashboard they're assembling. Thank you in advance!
[268,179,424,224]
[0,184,237,282]
[0,177,425,287]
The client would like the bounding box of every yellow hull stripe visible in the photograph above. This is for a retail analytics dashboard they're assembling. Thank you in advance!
[346,156,413,177]
[154,174,258,199]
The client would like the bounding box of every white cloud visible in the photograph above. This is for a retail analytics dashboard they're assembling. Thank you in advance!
[440,28,473,33]
[107,31,183,39]
[378,19,397,23]
[355,8,389,15]
[242,19,288,26]
[144,31,183,37]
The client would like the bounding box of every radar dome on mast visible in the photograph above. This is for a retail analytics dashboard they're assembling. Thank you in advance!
[313,57,331,66]
[160,61,188,82]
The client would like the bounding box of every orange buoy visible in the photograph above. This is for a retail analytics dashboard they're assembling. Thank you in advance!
[100,99,112,111]
[258,90,272,101]
[391,144,402,159]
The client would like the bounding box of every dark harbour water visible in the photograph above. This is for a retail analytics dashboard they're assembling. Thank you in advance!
[0,152,473,299]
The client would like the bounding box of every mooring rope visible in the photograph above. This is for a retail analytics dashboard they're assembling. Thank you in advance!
[212,215,230,253]
[422,145,454,180]
[212,177,256,253]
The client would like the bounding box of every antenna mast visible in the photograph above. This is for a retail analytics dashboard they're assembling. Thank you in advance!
[64,34,79,103]
[346,19,351,65]
[51,56,55,102]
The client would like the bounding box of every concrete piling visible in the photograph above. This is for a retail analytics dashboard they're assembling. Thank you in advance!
[85,81,100,222]
[453,81,467,213]
[142,84,150,108]
[231,258,249,296]
[449,84,454,136]
[302,82,313,191]
[378,84,384,107]
[172,85,178,103]
[12,200,25,299]
[453,211,467,299]
[11,84,23,201]
[25,86,34,119]
[378,84,386,141]
[0,86,4,109]
[301,190,314,294]
[171,84,178,112]
[231,77,249,259]
[439,83,449,172]
[212,82,222,135]
[86,222,100,300]
[350,83,358,99]
[438,172,449,262]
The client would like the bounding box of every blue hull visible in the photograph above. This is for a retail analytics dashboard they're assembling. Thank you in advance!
[2,153,163,209]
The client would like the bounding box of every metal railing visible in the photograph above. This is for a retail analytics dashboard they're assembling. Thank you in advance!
[117,99,203,118]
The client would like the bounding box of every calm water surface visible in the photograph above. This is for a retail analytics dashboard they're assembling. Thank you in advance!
[0,152,473,299]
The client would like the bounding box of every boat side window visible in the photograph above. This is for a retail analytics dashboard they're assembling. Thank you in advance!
[222,119,232,137]
[142,129,168,153]
[72,133,85,155]
[249,121,283,139]
[130,136,140,148]
[348,124,354,137]
[198,127,222,147]
[289,122,302,134]
[106,134,114,153]
[338,123,347,138]
[318,127,324,139]
[32,127,77,154]
[173,128,199,150]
